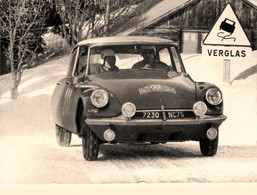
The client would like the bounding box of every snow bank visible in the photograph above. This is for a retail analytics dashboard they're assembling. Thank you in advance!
[0,52,256,146]
[0,56,69,136]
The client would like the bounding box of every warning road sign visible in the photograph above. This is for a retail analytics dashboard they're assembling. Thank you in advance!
[202,3,253,83]
[203,4,251,47]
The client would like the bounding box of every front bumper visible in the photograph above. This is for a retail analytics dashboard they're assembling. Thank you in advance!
[85,115,227,142]
[86,115,227,126]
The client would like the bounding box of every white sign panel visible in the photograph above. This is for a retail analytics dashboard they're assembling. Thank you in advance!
[202,45,252,58]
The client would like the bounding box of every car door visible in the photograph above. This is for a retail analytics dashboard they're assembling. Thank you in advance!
[52,47,78,130]
[61,46,89,133]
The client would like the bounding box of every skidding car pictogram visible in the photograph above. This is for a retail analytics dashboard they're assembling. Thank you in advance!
[220,18,236,34]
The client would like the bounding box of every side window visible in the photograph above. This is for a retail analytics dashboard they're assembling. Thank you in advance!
[170,47,183,72]
[159,48,172,65]
[67,48,78,76]
[74,46,88,76]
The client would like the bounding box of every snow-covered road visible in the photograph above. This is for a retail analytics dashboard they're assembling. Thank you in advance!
[0,136,256,184]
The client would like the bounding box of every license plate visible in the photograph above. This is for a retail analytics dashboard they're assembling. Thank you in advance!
[143,111,160,119]
[142,111,184,119]
[166,111,184,119]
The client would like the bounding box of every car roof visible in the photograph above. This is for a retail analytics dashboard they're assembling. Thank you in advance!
[75,36,176,47]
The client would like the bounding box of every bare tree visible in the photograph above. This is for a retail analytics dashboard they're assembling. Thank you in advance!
[0,0,48,99]
[54,0,98,46]
[103,0,110,36]
[54,0,141,46]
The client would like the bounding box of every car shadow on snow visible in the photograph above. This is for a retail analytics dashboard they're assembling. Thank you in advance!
[69,144,82,147]
[96,142,203,161]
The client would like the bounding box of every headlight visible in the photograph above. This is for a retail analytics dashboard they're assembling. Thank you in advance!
[122,102,136,118]
[206,88,222,105]
[193,101,207,117]
[90,89,109,108]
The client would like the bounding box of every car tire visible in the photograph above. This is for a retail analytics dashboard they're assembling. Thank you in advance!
[82,125,99,161]
[199,135,218,156]
[55,124,72,147]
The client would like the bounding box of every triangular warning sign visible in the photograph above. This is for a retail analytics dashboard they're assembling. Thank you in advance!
[203,4,251,47]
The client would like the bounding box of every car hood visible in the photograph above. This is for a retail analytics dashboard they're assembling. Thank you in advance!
[87,70,196,109]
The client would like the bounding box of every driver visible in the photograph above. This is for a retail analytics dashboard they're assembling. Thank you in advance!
[132,46,169,71]
[90,49,119,74]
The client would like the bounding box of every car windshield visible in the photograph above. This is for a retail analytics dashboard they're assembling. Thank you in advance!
[74,44,185,76]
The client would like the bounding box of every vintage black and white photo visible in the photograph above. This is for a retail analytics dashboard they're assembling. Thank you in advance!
[0,0,256,193]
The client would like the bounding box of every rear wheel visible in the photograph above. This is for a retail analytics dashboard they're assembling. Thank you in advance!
[199,135,218,156]
[55,125,72,147]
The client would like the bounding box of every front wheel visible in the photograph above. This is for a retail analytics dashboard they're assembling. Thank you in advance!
[199,135,218,156]
[55,124,72,147]
[82,125,100,161]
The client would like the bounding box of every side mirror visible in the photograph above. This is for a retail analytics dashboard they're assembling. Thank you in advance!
[82,76,89,82]
[74,76,84,83]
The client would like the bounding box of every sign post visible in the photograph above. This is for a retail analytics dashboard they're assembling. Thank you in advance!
[223,59,230,83]
[203,4,252,83]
